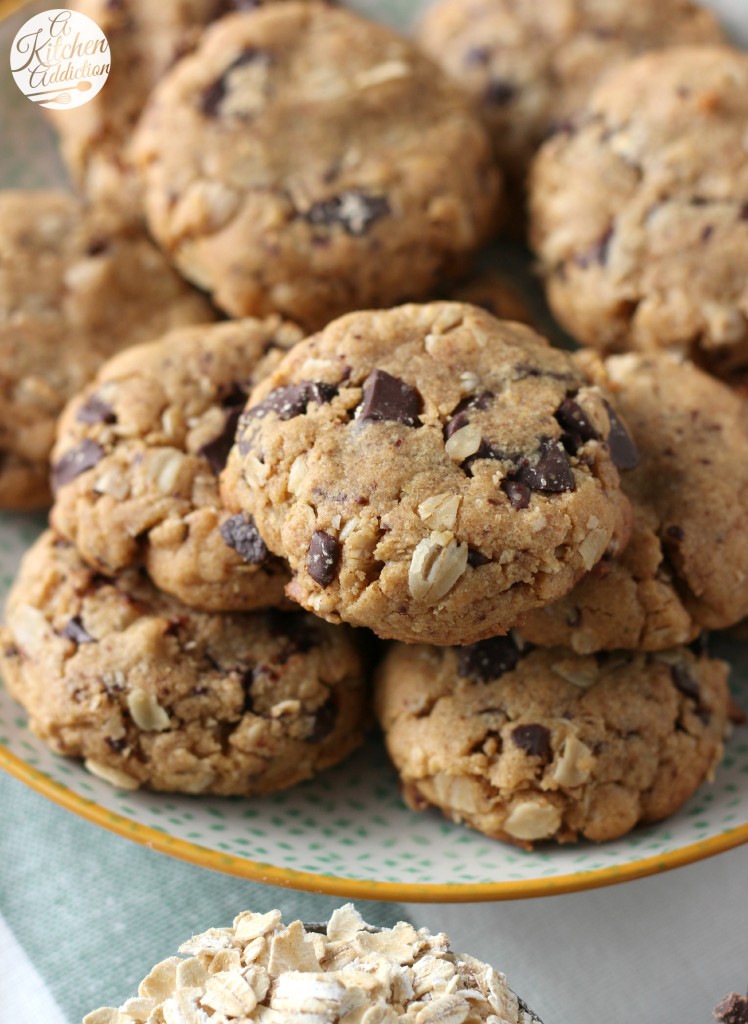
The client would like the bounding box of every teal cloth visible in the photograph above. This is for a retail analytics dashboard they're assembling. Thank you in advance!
[0,772,408,1022]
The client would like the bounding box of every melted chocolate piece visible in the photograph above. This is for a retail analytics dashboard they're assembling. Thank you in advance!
[555,398,600,454]
[444,391,494,438]
[467,547,491,567]
[515,438,575,493]
[306,531,340,588]
[199,48,271,117]
[51,440,105,492]
[671,663,700,703]
[76,395,116,425]
[306,697,338,742]
[511,723,551,760]
[502,479,531,510]
[220,513,269,564]
[604,401,640,469]
[246,381,338,421]
[61,616,96,645]
[305,190,390,236]
[359,369,422,427]
[457,635,522,682]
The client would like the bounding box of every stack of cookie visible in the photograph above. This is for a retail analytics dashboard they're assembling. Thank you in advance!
[1,0,746,851]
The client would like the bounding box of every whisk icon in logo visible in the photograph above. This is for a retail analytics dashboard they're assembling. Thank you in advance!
[10,8,110,110]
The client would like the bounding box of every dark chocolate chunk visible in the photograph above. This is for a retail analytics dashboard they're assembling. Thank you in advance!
[306,530,341,588]
[76,394,116,425]
[199,48,271,116]
[306,696,338,742]
[246,381,338,421]
[484,79,516,105]
[501,479,531,509]
[85,238,109,257]
[555,398,600,453]
[604,401,640,469]
[305,190,390,236]
[51,440,105,492]
[511,723,551,760]
[671,663,701,703]
[713,992,748,1024]
[457,635,522,682]
[200,406,244,473]
[220,513,269,564]
[61,616,96,644]
[515,438,576,493]
[444,409,470,440]
[359,369,422,427]
[467,547,491,567]
[463,439,513,476]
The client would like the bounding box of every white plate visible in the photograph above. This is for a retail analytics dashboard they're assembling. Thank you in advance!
[1,0,747,902]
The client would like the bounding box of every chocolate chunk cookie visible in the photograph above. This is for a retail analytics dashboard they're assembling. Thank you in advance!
[132,2,501,329]
[51,319,302,611]
[375,639,729,847]
[0,190,214,510]
[222,302,632,644]
[0,531,366,795]
[417,0,724,196]
[522,353,748,651]
[530,46,748,379]
[47,0,292,215]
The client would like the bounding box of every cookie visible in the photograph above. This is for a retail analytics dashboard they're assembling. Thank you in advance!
[222,302,633,645]
[530,46,748,379]
[0,190,214,510]
[46,0,292,215]
[375,638,729,847]
[131,2,501,330]
[417,0,725,193]
[83,903,533,1024]
[522,353,748,652]
[50,318,303,611]
[0,531,366,795]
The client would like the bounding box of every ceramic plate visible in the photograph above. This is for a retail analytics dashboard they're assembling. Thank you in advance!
[1,0,747,902]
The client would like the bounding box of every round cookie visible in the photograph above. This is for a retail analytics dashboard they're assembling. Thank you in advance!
[222,302,633,645]
[375,638,729,847]
[83,904,531,1024]
[417,0,725,193]
[0,531,366,796]
[51,318,303,611]
[0,190,214,510]
[131,2,501,330]
[521,353,748,652]
[46,0,293,215]
[530,46,748,379]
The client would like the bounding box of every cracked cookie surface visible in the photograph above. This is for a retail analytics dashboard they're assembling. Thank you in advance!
[223,302,632,645]
[375,638,729,847]
[0,531,366,796]
[530,46,748,379]
[0,190,214,509]
[417,0,724,193]
[522,353,748,651]
[51,318,302,611]
[132,2,500,330]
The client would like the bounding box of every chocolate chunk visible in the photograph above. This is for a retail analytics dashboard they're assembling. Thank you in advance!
[306,697,337,742]
[200,406,245,474]
[305,190,390,236]
[514,365,577,383]
[671,664,701,703]
[555,398,600,453]
[306,530,340,588]
[76,394,116,425]
[359,369,422,427]
[61,616,96,644]
[444,409,470,440]
[511,723,551,760]
[220,513,269,564]
[246,381,338,421]
[516,438,576,493]
[501,479,531,509]
[604,401,639,469]
[51,440,105,492]
[457,635,522,682]
[85,238,109,257]
[199,48,271,116]
[463,439,512,476]
[713,992,748,1024]
[468,547,491,567]
[485,79,516,105]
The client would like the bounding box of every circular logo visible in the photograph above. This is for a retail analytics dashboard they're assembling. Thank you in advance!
[10,9,110,110]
